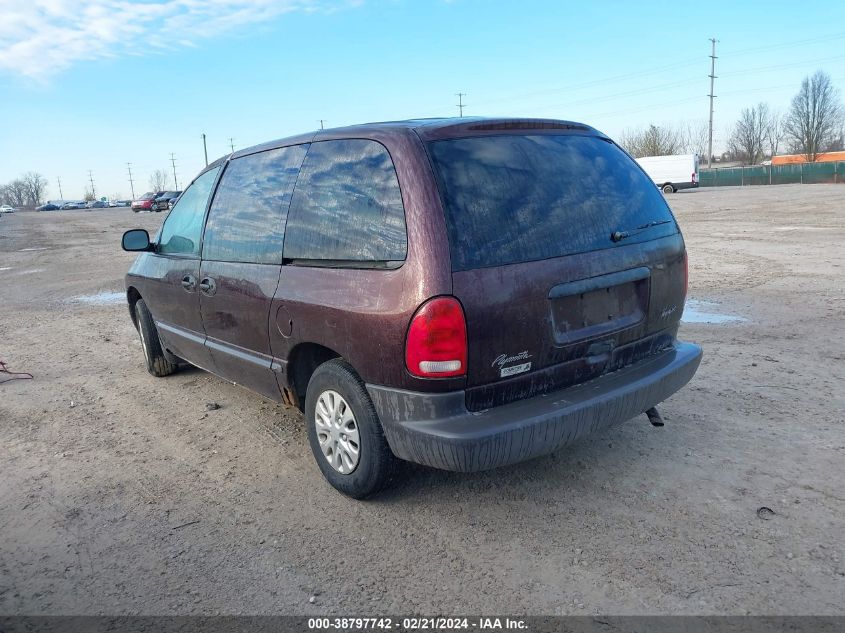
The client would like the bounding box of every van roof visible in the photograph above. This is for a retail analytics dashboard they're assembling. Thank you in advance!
[228,117,604,160]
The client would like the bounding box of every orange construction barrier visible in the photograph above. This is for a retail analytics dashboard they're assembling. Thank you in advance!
[771,151,845,165]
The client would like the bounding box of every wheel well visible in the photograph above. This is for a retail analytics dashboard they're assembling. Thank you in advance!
[287,343,342,411]
[126,287,141,329]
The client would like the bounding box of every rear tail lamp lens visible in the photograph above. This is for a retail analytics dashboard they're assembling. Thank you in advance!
[405,296,467,378]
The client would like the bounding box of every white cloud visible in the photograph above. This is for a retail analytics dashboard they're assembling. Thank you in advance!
[0,0,354,79]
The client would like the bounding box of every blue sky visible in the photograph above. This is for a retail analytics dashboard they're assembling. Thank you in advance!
[1,0,844,200]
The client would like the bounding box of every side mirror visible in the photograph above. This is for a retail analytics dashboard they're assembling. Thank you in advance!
[122,229,152,252]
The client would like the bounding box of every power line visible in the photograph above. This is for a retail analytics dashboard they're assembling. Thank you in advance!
[170,153,179,190]
[414,31,845,120]
[725,31,845,57]
[528,76,703,113]
[720,54,845,77]
[708,37,718,168]
[467,57,705,112]
[456,92,466,117]
[126,163,135,200]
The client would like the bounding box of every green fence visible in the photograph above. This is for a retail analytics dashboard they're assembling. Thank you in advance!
[699,161,845,187]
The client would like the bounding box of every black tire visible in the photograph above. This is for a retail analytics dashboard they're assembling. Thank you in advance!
[134,299,177,377]
[305,359,397,499]
[662,183,675,194]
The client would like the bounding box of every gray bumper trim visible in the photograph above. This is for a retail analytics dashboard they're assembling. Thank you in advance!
[367,342,702,472]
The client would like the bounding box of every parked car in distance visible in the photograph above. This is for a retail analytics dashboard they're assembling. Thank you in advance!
[122,117,702,498]
[151,191,181,212]
[131,192,163,212]
[0,205,16,213]
[112,200,132,207]
[36,203,60,211]
[635,154,700,194]
[86,200,110,208]
[60,201,86,209]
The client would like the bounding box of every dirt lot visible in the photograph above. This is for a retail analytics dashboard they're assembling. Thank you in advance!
[0,184,843,615]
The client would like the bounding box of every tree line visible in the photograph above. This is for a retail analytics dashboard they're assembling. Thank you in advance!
[0,168,176,208]
[619,70,844,165]
[0,173,48,208]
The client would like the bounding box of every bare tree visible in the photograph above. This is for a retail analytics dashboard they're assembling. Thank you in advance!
[20,172,48,206]
[83,188,95,202]
[0,179,28,207]
[784,70,844,161]
[729,103,770,165]
[618,124,685,157]
[683,121,709,159]
[766,110,784,158]
[828,124,845,151]
[149,169,169,192]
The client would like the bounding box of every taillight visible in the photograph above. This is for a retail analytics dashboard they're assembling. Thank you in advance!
[692,172,697,184]
[405,296,467,378]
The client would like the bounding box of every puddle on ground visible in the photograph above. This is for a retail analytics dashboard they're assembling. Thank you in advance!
[69,291,125,305]
[18,247,49,252]
[0,267,12,271]
[682,299,748,325]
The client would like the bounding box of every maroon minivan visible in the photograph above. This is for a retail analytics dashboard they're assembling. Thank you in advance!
[122,118,702,498]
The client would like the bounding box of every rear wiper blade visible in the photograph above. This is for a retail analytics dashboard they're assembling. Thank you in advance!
[611,219,673,243]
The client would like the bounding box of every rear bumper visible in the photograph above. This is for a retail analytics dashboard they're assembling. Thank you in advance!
[367,341,702,472]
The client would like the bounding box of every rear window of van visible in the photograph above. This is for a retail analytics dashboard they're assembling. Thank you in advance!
[427,134,676,271]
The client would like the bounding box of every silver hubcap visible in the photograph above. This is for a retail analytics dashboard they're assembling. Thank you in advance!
[314,390,360,474]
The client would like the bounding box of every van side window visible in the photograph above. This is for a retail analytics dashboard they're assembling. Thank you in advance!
[202,145,308,265]
[283,139,407,263]
[158,166,221,256]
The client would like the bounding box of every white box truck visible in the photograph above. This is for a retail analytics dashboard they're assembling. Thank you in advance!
[635,154,699,194]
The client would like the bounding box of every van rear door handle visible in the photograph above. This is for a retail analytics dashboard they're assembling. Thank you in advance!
[199,277,217,296]
[181,275,196,291]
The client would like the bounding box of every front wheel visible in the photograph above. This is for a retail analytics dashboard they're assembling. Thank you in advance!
[134,299,177,377]
[305,359,397,499]
[662,183,675,194]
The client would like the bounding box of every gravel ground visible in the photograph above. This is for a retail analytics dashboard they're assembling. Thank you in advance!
[0,184,843,615]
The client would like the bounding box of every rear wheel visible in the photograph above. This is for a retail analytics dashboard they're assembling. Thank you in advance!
[305,359,396,499]
[662,183,675,194]
[135,299,177,377]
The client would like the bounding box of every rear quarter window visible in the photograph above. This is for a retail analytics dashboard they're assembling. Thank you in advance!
[283,139,407,264]
[427,134,677,271]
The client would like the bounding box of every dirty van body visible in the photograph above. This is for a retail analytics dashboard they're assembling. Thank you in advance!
[122,117,702,498]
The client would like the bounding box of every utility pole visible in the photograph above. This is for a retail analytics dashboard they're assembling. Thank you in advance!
[319,120,325,130]
[57,177,64,200]
[456,92,466,117]
[707,38,717,168]
[87,170,96,199]
[202,133,208,166]
[170,153,179,189]
[126,163,136,199]
[228,138,235,153]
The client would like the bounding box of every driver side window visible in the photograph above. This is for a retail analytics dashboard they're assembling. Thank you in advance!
[158,166,220,256]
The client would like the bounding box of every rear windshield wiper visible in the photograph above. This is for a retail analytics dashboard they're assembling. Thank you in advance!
[611,219,674,243]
